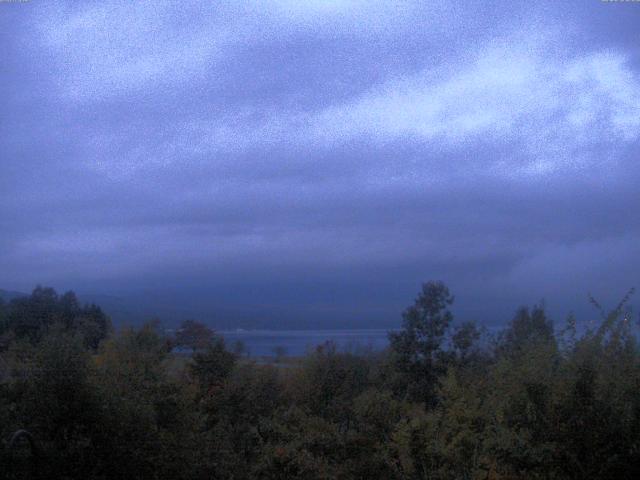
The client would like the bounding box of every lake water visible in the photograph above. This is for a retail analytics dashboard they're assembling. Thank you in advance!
[218,329,393,357]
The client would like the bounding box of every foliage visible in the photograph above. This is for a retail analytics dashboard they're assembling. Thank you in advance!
[175,319,214,353]
[189,335,236,392]
[0,287,111,350]
[1,282,639,479]
[388,281,455,406]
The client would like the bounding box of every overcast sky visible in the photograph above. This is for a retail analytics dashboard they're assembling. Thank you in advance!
[1,1,639,328]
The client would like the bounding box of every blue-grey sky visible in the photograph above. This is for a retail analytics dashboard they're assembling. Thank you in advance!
[1,1,639,328]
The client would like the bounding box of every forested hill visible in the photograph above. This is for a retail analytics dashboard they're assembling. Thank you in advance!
[0,289,26,302]
[1,287,401,330]
[0,289,168,329]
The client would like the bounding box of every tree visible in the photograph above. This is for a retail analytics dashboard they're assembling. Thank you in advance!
[451,321,483,366]
[189,337,236,392]
[0,296,6,330]
[498,304,555,356]
[2,287,111,349]
[273,345,287,363]
[6,286,59,343]
[175,319,214,352]
[73,304,112,350]
[388,281,454,406]
[0,297,9,350]
[91,321,198,479]
[5,328,100,479]
[290,341,371,422]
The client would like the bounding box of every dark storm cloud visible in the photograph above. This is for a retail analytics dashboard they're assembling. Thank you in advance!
[1,0,639,326]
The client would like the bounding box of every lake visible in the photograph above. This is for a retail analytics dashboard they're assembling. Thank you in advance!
[218,329,393,357]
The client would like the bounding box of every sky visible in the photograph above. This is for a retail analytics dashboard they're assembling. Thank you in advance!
[1,0,639,329]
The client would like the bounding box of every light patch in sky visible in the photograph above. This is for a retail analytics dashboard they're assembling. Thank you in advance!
[37,2,227,100]
[308,40,640,177]
[35,1,441,102]
[72,29,640,182]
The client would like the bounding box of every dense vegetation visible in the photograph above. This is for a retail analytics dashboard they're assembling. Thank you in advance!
[1,283,638,479]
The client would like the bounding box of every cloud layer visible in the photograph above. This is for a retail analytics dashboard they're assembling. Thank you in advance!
[1,0,639,327]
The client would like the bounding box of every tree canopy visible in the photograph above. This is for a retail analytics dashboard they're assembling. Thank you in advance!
[1,282,639,479]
